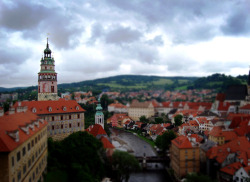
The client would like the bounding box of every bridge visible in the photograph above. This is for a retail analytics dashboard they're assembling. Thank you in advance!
[135,153,170,169]
[135,156,167,163]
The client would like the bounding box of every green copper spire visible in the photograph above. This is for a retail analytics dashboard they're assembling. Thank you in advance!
[96,97,103,116]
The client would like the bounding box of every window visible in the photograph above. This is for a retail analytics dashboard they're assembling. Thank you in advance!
[31,140,34,147]
[17,152,21,162]
[61,116,63,120]
[17,171,21,181]
[33,172,35,180]
[77,114,80,119]
[69,123,72,128]
[61,124,63,129]
[12,178,15,182]
[52,125,54,130]
[22,147,26,156]
[35,137,37,144]
[38,134,40,141]
[32,155,34,163]
[28,143,30,151]
[28,159,31,167]
[36,167,38,175]
[78,122,80,127]
[12,156,14,167]
[23,164,26,174]
[69,115,71,119]
[52,116,54,121]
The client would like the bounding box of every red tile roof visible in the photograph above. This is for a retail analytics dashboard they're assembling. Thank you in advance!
[0,111,48,152]
[240,104,250,110]
[87,124,107,137]
[13,100,85,114]
[172,135,192,149]
[220,162,242,175]
[207,136,250,165]
[100,136,115,149]
[218,102,231,111]
[222,131,237,142]
[209,126,223,137]
[216,93,225,102]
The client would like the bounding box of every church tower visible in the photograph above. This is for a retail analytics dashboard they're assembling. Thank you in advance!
[38,38,58,101]
[95,98,104,129]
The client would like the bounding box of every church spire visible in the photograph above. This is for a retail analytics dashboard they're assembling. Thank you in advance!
[95,97,104,129]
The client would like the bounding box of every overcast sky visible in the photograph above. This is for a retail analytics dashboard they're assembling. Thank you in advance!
[1,0,250,88]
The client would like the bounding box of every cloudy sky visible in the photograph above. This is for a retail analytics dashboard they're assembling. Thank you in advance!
[1,0,250,88]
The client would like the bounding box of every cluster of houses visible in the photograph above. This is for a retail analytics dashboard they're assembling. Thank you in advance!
[105,81,250,181]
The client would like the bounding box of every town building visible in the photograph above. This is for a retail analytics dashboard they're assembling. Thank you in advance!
[13,100,85,141]
[38,39,59,101]
[0,109,48,182]
[128,100,154,121]
[170,135,200,179]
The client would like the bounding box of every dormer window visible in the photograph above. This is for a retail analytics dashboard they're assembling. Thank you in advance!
[76,106,79,110]
[32,108,37,113]
[7,130,19,142]
[20,125,29,135]
[63,107,67,111]
[48,107,52,112]
[33,120,39,128]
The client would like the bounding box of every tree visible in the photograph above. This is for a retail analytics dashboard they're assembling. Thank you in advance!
[46,132,105,182]
[155,130,177,153]
[174,114,183,126]
[185,173,216,182]
[112,150,141,182]
[139,115,148,123]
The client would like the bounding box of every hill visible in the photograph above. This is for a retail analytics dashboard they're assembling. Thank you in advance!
[58,75,198,92]
[0,74,248,94]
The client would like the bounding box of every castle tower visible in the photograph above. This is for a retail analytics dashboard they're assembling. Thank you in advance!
[38,38,58,101]
[95,98,104,129]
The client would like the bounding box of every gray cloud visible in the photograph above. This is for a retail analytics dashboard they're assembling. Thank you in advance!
[105,26,142,45]
[221,9,250,36]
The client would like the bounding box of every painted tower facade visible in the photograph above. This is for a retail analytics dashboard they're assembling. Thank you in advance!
[95,98,104,129]
[38,39,58,101]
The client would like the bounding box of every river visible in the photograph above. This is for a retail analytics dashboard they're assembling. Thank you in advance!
[110,128,172,182]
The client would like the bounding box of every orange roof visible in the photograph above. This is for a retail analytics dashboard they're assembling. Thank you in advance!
[196,117,208,124]
[13,100,85,115]
[108,103,127,108]
[87,124,107,137]
[240,104,250,110]
[207,136,250,164]
[216,93,225,102]
[172,135,192,149]
[189,120,199,126]
[220,162,242,175]
[0,111,48,152]
[190,134,203,143]
[218,102,231,111]
[209,126,223,137]
[100,136,115,149]
[222,131,237,142]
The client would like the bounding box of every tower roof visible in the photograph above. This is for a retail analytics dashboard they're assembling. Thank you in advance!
[44,38,51,54]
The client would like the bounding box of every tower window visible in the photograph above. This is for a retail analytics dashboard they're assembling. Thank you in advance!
[51,86,54,93]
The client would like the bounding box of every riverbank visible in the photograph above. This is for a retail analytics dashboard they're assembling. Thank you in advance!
[111,127,156,148]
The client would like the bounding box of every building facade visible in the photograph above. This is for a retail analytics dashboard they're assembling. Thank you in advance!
[0,109,48,182]
[170,135,200,179]
[38,38,58,101]
[128,100,155,121]
[13,100,85,141]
